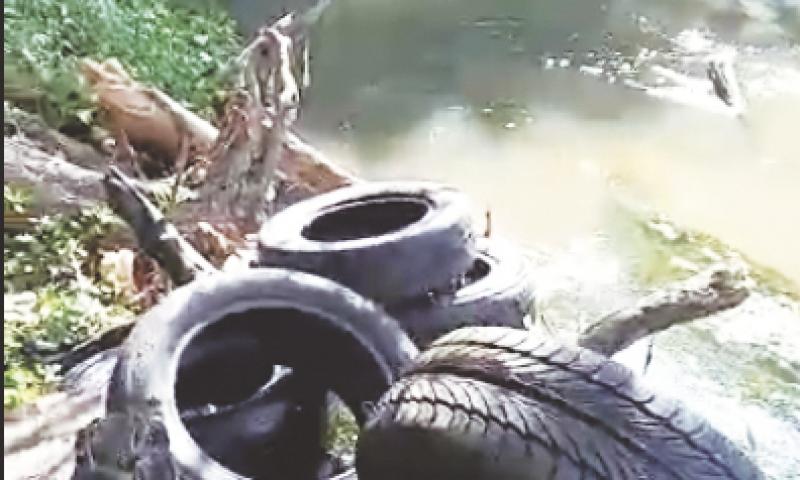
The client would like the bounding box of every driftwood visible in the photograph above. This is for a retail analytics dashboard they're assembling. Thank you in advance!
[49,165,222,374]
[622,51,747,117]
[578,265,750,357]
[3,107,109,171]
[4,383,108,480]
[4,25,355,223]
[3,134,186,219]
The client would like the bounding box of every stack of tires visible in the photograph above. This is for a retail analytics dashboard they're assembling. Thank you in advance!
[74,181,764,480]
[256,181,536,348]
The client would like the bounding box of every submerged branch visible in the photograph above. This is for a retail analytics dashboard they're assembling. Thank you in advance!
[578,265,750,357]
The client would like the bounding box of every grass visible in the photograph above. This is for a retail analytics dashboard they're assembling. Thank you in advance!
[3,0,242,132]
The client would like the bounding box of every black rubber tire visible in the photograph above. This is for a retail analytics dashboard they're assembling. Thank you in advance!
[357,327,764,480]
[388,237,535,347]
[181,368,327,479]
[174,327,279,411]
[104,269,418,480]
[257,181,478,304]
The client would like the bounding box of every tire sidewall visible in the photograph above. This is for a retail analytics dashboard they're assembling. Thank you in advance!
[107,269,418,479]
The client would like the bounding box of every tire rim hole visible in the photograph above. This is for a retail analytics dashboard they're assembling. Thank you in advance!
[463,257,491,286]
[302,197,429,241]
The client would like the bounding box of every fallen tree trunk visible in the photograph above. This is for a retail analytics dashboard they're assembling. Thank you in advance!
[578,265,750,357]
[3,107,109,171]
[4,136,106,213]
[3,135,184,219]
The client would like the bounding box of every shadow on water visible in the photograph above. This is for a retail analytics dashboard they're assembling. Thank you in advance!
[221,0,800,477]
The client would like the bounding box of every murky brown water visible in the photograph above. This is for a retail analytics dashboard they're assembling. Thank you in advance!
[292,0,800,290]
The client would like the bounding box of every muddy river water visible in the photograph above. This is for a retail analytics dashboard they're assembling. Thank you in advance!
[225,0,800,477]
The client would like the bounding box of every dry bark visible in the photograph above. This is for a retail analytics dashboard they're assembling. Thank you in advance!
[578,265,750,357]
[4,136,106,213]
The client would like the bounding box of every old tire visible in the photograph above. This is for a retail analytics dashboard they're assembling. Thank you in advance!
[357,327,763,480]
[174,331,278,411]
[105,269,418,480]
[388,238,534,347]
[257,181,478,304]
[181,367,327,479]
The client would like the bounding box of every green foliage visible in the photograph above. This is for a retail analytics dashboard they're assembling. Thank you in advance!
[3,0,242,130]
[324,403,359,457]
[3,186,132,410]
[609,203,799,298]
[4,206,120,293]
[3,184,32,215]
[4,288,131,409]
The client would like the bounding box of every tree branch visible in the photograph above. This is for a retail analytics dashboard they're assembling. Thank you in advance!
[103,165,216,286]
[578,265,750,357]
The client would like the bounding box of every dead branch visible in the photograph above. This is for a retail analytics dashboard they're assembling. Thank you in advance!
[43,166,217,391]
[103,165,216,285]
[706,52,747,113]
[6,17,357,228]
[57,166,220,374]
[622,50,746,118]
[578,265,750,357]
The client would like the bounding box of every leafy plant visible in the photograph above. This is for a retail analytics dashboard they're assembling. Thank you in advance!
[4,206,121,293]
[3,186,132,409]
[324,402,359,458]
[3,0,242,130]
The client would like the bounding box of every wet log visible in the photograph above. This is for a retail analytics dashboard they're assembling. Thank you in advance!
[578,265,750,357]
[4,168,220,480]
[706,51,747,113]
